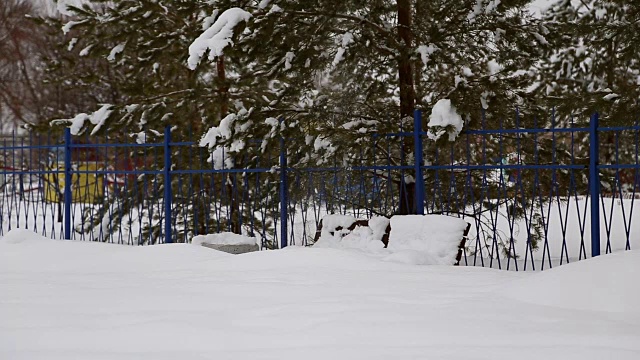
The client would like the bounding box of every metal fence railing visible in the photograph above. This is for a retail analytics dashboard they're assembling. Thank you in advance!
[1,110,638,270]
[419,111,639,270]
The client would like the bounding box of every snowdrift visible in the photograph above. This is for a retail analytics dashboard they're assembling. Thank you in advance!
[0,228,232,273]
[314,214,468,265]
[1,229,639,360]
[502,250,640,314]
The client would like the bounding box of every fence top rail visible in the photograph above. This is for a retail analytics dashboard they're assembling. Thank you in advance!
[73,141,199,147]
[0,144,63,151]
[373,132,414,138]
[344,125,638,140]
[68,142,166,149]
[598,164,640,169]
[0,169,64,175]
[598,125,640,132]
[421,164,587,171]
[458,124,640,135]
[5,162,639,176]
[2,122,639,153]
[460,127,590,135]
[289,165,416,173]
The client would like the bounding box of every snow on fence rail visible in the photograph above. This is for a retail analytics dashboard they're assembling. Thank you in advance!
[1,110,638,270]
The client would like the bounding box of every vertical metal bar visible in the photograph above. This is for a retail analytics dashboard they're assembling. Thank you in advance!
[63,128,72,240]
[279,120,288,249]
[413,109,425,215]
[164,126,172,244]
[589,113,600,257]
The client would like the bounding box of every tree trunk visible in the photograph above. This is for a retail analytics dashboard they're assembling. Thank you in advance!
[217,57,229,117]
[397,0,416,120]
[217,56,241,233]
[396,0,417,215]
[397,181,416,215]
[57,200,63,223]
[226,176,242,234]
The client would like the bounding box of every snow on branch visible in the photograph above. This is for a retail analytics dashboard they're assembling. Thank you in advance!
[332,32,354,67]
[51,104,113,136]
[199,113,237,149]
[199,111,253,169]
[62,19,88,34]
[417,44,438,66]
[107,43,126,62]
[427,99,464,141]
[187,7,252,70]
[467,0,502,23]
[258,0,271,9]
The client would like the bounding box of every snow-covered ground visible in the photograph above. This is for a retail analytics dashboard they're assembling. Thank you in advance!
[3,192,638,270]
[1,229,638,360]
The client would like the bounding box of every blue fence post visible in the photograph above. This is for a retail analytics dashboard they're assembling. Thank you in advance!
[63,128,72,240]
[413,109,425,215]
[164,126,172,244]
[589,113,600,257]
[279,120,288,249]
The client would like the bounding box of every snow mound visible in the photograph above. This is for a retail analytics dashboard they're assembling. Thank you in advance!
[314,224,387,252]
[368,216,391,240]
[0,229,230,273]
[386,215,468,265]
[192,232,258,246]
[315,215,467,266]
[320,214,360,238]
[502,251,640,314]
[313,215,387,251]
[0,228,50,244]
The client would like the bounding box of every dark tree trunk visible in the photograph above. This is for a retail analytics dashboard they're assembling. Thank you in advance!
[396,0,417,215]
[226,176,241,234]
[216,57,229,116]
[57,199,63,222]
[397,181,416,215]
[217,56,241,234]
[397,0,416,121]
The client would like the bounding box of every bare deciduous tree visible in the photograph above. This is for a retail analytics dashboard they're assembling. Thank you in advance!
[0,0,46,129]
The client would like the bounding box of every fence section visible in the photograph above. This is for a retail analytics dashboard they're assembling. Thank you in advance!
[413,111,639,270]
[1,110,638,270]
[418,112,590,270]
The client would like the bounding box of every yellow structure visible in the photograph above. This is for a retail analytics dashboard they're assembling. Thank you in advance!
[45,163,104,204]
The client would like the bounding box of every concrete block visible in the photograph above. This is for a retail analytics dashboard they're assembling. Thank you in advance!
[200,243,259,254]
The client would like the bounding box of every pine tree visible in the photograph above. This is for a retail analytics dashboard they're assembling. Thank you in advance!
[189,0,551,215]
[48,0,555,253]
[537,0,640,121]
[537,0,639,197]
[42,0,270,243]
[47,0,224,137]
[183,0,555,255]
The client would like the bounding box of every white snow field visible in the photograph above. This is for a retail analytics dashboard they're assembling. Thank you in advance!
[1,229,639,360]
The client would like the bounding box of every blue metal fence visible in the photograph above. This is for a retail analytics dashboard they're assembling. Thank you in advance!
[416,111,639,270]
[1,110,638,270]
